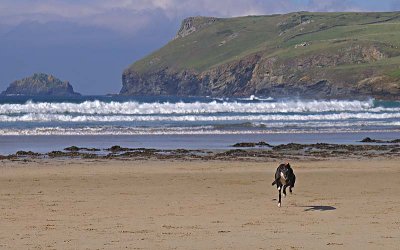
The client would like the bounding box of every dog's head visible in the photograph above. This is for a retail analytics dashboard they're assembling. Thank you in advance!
[279,162,292,180]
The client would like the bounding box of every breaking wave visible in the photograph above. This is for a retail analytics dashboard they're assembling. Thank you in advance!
[0,112,400,122]
[0,99,393,115]
[0,97,399,136]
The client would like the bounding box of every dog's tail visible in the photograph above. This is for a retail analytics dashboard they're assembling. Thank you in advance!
[272,177,279,186]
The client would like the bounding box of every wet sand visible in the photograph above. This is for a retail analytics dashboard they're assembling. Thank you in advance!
[0,159,399,249]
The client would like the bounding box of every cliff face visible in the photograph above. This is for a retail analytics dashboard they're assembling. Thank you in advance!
[121,12,400,100]
[2,73,80,96]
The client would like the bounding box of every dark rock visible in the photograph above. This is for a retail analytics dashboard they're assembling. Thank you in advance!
[1,73,80,96]
[216,149,252,157]
[273,143,307,151]
[360,137,400,143]
[86,148,101,151]
[64,146,80,152]
[106,145,133,152]
[15,151,40,156]
[80,153,98,159]
[48,151,67,157]
[256,141,271,146]
[48,150,98,158]
[64,146,100,152]
[120,150,156,158]
[232,142,257,147]
[174,149,191,154]
[232,141,271,147]
[361,137,374,142]
[360,137,383,143]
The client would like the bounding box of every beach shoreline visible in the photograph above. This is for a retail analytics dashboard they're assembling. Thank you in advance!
[1,131,400,155]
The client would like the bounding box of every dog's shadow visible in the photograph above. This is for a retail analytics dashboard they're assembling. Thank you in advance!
[271,200,337,211]
[301,205,336,211]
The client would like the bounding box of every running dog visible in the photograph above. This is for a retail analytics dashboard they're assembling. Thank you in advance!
[272,162,296,207]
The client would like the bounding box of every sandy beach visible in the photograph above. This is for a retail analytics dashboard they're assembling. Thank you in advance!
[0,158,399,249]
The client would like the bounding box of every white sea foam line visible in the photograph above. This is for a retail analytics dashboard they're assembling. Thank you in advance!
[0,112,400,122]
[250,120,400,128]
[0,127,399,136]
[0,99,391,115]
[0,120,398,136]
[237,95,274,101]
[0,120,399,135]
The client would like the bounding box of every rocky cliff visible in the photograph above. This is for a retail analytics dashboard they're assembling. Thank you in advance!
[2,73,80,96]
[121,12,400,100]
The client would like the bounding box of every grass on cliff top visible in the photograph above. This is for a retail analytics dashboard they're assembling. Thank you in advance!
[129,11,400,74]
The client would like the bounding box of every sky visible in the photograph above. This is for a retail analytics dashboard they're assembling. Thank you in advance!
[0,0,400,95]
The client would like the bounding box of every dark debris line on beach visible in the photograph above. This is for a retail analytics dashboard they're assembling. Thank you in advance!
[1,142,400,162]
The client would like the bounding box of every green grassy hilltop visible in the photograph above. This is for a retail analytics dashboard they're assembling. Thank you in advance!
[122,12,400,99]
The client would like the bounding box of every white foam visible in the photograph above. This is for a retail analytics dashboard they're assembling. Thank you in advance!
[238,95,274,101]
[0,99,387,115]
[0,112,399,123]
[0,99,398,135]
[0,126,398,136]
[251,120,400,128]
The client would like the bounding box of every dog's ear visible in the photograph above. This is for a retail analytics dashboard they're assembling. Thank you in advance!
[286,162,291,168]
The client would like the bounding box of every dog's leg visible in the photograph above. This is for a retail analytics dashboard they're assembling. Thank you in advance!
[283,185,287,197]
[278,185,282,207]
[289,175,295,194]
[292,175,296,188]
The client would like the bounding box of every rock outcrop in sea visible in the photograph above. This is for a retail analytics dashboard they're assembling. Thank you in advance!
[2,73,80,96]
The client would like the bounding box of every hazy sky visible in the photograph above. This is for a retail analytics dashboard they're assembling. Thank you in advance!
[1,0,400,94]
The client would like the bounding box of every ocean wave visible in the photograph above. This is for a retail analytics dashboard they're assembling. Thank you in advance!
[237,95,274,101]
[0,99,392,115]
[0,112,400,122]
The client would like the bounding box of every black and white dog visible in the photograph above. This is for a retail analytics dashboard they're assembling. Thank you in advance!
[272,162,296,207]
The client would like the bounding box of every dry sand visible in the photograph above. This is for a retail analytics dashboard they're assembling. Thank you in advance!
[0,158,399,249]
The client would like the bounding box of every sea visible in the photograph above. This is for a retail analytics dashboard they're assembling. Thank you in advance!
[0,95,399,155]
